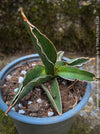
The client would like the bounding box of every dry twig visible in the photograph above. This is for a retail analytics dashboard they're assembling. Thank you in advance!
[67,79,78,92]
[69,96,78,113]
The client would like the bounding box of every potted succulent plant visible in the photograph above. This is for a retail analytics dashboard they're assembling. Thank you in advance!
[0,8,99,134]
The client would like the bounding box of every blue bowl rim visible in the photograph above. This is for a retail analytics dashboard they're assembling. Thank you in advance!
[0,54,91,125]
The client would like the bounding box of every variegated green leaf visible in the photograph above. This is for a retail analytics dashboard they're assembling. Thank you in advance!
[56,66,95,81]
[23,65,46,86]
[55,61,67,68]
[6,75,52,114]
[41,78,62,115]
[51,78,62,115]
[67,57,89,66]
[13,65,45,101]
[57,51,64,61]
[17,75,52,103]
[20,8,57,75]
[56,57,90,68]
[12,65,45,98]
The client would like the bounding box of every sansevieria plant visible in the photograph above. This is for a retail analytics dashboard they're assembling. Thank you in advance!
[6,8,100,116]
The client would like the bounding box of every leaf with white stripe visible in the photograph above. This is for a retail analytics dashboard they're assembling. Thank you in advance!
[20,8,57,75]
[56,66,95,81]
[67,57,89,66]
[57,51,64,61]
[41,78,62,115]
[6,75,52,115]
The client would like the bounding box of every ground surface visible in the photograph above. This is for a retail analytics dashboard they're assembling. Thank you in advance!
[0,52,100,134]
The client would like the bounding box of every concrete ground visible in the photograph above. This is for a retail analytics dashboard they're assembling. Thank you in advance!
[0,52,100,134]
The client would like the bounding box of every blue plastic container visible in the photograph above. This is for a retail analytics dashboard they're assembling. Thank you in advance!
[0,54,91,134]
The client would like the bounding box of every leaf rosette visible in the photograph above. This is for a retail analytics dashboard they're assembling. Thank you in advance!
[6,8,100,115]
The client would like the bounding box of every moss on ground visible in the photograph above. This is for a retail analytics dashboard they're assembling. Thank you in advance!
[0,109,17,134]
[69,116,93,134]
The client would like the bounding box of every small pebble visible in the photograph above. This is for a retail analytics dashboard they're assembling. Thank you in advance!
[6,101,11,105]
[18,109,25,114]
[46,103,48,106]
[6,75,12,80]
[88,97,94,104]
[14,88,18,92]
[3,84,6,87]
[48,111,54,117]
[21,70,27,75]
[32,63,36,66]
[36,98,42,103]
[62,81,66,85]
[18,76,24,83]
[36,88,41,92]
[12,107,15,111]
[28,101,32,105]
[18,103,22,108]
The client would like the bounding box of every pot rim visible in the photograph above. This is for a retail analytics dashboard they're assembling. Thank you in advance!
[0,54,91,125]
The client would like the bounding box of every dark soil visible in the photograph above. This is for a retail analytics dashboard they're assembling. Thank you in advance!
[2,60,86,117]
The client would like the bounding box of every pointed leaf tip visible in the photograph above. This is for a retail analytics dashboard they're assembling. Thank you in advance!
[20,9,57,75]
[20,8,28,21]
[5,105,13,116]
[89,57,95,62]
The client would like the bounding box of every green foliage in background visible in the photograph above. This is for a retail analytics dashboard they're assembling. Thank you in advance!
[0,0,99,55]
